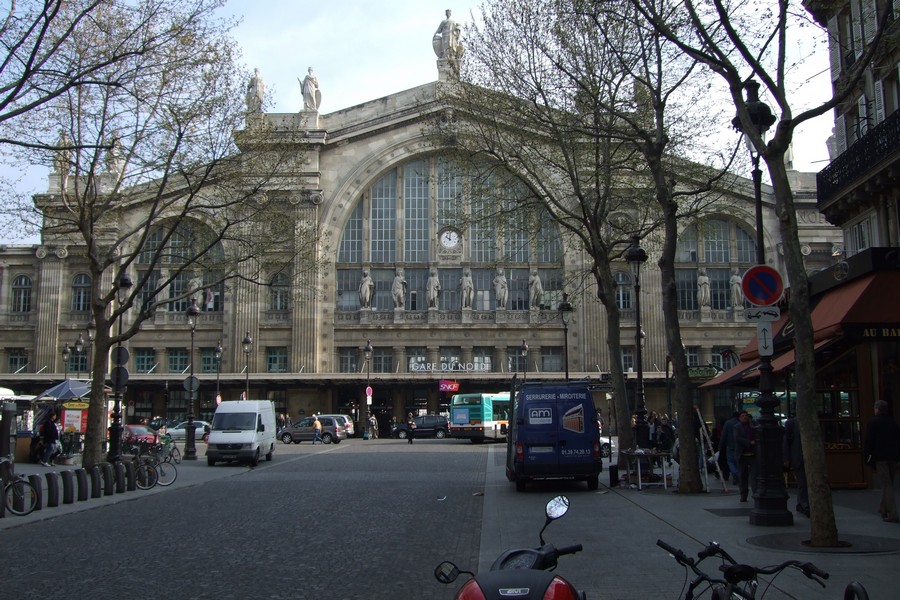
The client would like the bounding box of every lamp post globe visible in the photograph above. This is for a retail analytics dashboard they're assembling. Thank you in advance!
[242,332,252,401]
[61,343,71,380]
[214,340,223,404]
[183,298,201,461]
[558,294,574,381]
[626,235,650,449]
[86,317,95,380]
[732,81,791,526]
[363,340,373,438]
[520,339,529,382]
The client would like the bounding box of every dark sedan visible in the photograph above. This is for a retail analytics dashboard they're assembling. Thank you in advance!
[391,415,449,439]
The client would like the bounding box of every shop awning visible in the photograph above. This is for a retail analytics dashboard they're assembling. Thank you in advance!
[699,359,760,388]
[808,271,900,341]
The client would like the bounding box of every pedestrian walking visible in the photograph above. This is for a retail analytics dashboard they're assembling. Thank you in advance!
[864,400,900,523]
[369,414,379,439]
[40,412,61,466]
[719,411,739,484]
[312,414,323,444]
[732,411,756,502]
[783,417,809,517]
[407,412,416,445]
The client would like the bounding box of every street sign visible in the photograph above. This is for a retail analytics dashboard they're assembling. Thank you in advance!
[111,366,129,388]
[183,375,199,393]
[757,322,774,356]
[112,345,130,366]
[742,265,784,306]
[365,385,373,397]
[744,306,781,322]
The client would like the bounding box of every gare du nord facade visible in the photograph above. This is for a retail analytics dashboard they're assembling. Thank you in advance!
[3,52,871,476]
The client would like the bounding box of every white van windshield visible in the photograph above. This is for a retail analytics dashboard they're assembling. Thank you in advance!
[212,412,257,430]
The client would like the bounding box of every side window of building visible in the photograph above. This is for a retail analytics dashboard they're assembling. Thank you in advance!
[71,273,91,312]
[12,275,32,313]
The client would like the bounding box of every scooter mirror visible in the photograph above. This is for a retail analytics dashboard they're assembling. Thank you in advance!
[546,495,569,520]
[434,561,460,584]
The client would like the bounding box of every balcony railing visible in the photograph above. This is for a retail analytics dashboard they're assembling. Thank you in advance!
[817,109,900,207]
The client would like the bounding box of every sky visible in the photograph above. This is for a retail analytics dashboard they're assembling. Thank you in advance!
[1,1,835,243]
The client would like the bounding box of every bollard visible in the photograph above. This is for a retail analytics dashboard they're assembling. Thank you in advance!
[74,468,88,501]
[100,463,115,496]
[46,472,60,507]
[88,465,101,499]
[114,462,126,493]
[609,465,619,488]
[124,461,136,492]
[61,470,75,504]
[27,474,42,511]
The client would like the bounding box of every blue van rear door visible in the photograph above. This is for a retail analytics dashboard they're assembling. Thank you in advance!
[556,389,596,471]
[522,393,561,472]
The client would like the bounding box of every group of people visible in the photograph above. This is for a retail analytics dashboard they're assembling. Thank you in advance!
[709,400,900,522]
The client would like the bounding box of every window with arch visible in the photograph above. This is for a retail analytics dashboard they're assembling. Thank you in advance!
[270,272,290,311]
[675,219,755,311]
[71,273,91,312]
[12,275,32,313]
[335,156,564,312]
[136,222,225,312]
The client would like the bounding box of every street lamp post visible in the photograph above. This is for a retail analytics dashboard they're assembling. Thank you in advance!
[626,235,650,449]
[242,332,252,401]
[74,334,84,379]
[521,340,529,382]
[214,341,223,405]
[107,273,133,463]
[732,79,791,526]
[183,298,200,461]
[61,343,71,380]
[558,293,574,381]
[364,340,373,438]
[86,317,95,380]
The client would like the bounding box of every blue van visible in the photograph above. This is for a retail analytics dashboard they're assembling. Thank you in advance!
[506,381,602,491]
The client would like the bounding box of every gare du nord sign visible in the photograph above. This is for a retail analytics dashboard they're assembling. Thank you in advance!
[409,361,490,373]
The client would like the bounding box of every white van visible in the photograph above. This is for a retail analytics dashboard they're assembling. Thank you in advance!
[206,400,276,467]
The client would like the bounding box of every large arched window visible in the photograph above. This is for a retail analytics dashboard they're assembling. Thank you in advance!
[12,275,32,313]
[71,273,91,312]
[136,222,225,312]
[336,156,564,312]
[675,219,755,311]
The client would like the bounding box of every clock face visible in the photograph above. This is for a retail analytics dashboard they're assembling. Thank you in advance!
[440,229,461,249]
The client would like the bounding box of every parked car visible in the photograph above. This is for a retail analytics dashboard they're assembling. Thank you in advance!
[123,424,157,445]
[278,415,346,444]
[391,415,449,439]
[316,414,355,437]
[167,420,211,442]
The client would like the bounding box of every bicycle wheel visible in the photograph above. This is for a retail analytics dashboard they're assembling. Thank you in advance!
[154,461,177,486]
[170,446,181,465]
[4,479,38,516]
[134,462,159,490]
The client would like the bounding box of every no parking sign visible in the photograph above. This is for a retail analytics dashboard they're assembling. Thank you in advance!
[741,266,784,306]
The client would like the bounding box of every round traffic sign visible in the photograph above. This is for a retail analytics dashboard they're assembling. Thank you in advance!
[741,265,784,306]
[365,386,373,397]
[111,366,129,388]
[183,375,200,393]
[112,345,130,366]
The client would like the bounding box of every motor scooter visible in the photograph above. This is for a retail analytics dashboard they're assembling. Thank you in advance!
[434,495,586,599]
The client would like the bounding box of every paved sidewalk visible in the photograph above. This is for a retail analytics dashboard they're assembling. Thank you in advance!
[480,445,900,599]
[0,449,242,530]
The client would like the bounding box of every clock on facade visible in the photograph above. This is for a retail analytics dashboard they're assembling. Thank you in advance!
[439,228,461,249]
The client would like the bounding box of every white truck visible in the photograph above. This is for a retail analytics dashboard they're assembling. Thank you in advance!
[206,400,276,467]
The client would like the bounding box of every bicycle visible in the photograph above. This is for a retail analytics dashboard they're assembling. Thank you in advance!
[129,439,176,487]
[657,539,869,599]
[157,433,181,464]
[1,457,39,516]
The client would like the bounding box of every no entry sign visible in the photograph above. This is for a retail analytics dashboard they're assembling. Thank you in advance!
[741,265,784,306]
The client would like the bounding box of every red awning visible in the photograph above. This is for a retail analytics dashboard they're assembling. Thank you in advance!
[809,271,900,341]
[699,359,760,388]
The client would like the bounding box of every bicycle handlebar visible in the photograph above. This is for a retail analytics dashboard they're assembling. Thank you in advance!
[656,539,694,566]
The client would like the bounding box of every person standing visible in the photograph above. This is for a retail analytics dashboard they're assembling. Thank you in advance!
[312,414,323,445]
[369,414,379,439]
[783,417,809,516]
[41,412,61,466]
[864,400,900,522]
[719,411,740,484]
[732,411,756,502]
[406,412,416,445]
